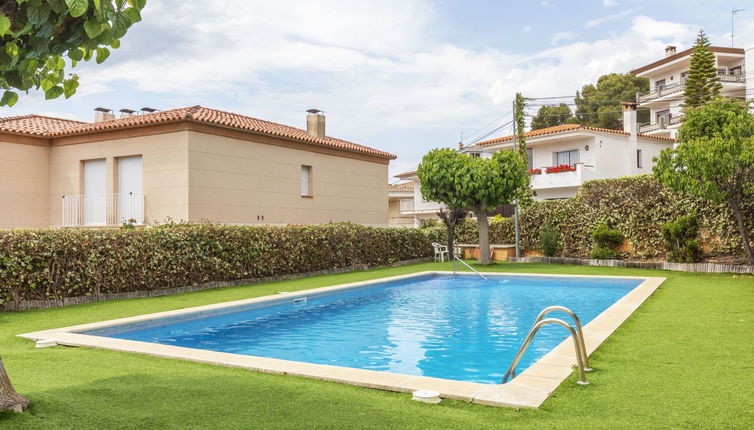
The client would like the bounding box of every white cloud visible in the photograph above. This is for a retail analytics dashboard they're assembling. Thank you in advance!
[585,8,640,29]
[522,25,532,33]
[602,0,618,6]
[550,31,576,45]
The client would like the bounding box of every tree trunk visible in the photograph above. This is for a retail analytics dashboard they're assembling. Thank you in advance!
[474,205,492,265]
[729,197,754,265]
[0,358,28,413]
[447,225,455,262]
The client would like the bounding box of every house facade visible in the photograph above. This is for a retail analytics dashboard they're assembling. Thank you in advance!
[387,182,416,227]
[0,107,394,229]
[395,104,674,211]
[630,45,747,138]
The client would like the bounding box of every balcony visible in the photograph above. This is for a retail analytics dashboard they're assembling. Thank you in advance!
[637,71,745,104]
[639,114,683,134]
[399,198,445,215]
[529,163,596,190]
[62,193,145,227]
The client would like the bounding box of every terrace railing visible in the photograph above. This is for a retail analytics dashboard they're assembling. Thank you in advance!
[62,193,144,227]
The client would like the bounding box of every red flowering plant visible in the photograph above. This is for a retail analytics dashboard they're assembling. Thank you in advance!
[545,164,577,174]
[528,168,542,175]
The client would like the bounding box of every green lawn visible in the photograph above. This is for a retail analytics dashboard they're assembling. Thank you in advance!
[1,262,752,429]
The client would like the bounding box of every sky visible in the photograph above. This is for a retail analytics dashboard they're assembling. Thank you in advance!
[2,0,754,179]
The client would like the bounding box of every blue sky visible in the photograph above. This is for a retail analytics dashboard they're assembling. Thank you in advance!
[2,0,753,177]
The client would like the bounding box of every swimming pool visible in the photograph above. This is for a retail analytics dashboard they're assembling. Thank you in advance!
[20,271,665,408]
[85,273,641,384]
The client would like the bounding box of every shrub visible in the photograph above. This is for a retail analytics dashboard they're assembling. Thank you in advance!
[590,223,624,259]
[0,223,432,304]
[539,224,561,257]
[662,216,703,263]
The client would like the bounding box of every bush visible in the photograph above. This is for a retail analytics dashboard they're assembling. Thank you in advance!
[0,222,432,304]
[590,223,624,259]
[539,224,561,257]
[662,216,703,263]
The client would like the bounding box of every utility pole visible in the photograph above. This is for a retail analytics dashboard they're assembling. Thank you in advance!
[732,7,746,47]
[511,99,521,258]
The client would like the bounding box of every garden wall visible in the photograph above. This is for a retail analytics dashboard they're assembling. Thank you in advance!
[423,175,753,262]
[0,222,432,306]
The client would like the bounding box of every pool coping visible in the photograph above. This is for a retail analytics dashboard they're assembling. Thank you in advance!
[18,271,665,408]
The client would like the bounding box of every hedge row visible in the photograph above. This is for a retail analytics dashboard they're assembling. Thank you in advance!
[424,175,753,261]
[0,223,432,303]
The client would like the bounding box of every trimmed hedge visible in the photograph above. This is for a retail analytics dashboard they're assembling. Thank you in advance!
[0,223,432,303]
[446,175,753,261]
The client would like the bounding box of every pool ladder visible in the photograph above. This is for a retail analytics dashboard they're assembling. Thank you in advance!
[501,306,592,385]
[452,255,487,280]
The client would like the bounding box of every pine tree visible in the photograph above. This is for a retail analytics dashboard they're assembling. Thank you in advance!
[683,29,722,108]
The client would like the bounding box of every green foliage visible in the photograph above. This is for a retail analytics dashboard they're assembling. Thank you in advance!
[662,216,703,263]
[654,98,754,263]
[590,223,624,259]
[417,148,528,211]
[0,0,146,106]
[0,223,432,303]
[531,103,576,130]
[574,73,649,129]
[539,224,560,257]
[683,29,722,108]
[446,175,753,262]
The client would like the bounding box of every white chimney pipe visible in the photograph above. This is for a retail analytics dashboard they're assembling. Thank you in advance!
[622,102,637,135]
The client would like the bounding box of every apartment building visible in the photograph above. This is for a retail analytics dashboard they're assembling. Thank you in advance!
[0,107,395,228]
[630,45,747,138]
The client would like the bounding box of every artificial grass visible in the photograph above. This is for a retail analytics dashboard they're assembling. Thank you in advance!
[0,262,752,429]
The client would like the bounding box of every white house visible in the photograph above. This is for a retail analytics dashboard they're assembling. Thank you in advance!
[395,104,674,211]
[630,45,747,138]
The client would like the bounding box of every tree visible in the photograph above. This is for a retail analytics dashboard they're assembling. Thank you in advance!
[417,148,528,265]
[653,98,754,264]
[574,73,649,129]
[0,0,146,107]
[0,358,27,413]
[683,29,722,108]
[436,208,468,262]
[531,103,575,130]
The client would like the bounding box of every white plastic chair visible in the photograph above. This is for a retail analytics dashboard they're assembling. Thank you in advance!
[431,242,449,262]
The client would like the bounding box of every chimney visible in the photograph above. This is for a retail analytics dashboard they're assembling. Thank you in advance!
[665,45,677,57]
[621,102,638,134]
[94,107,115,122]
[119,108,136,118]
[306,109,325,139]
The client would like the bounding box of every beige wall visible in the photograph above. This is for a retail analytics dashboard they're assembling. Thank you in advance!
[388,198,415,227]
[47,132,190,226]
[186,131,389,225]
[0,141,50,228]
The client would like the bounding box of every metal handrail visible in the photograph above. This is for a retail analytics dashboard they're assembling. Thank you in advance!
[452,255,487,280]
[501,317,589,385]
[532,306,591,371]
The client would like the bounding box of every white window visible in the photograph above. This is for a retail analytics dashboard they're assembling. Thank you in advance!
[553,149,579,166]
[637,149,643,168]
[301,165,312,197]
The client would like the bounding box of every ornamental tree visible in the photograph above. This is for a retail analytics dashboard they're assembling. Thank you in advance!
[653,98,754,264]
[0,0,146,107]
[417,148,528,265]
[683,29,722,108]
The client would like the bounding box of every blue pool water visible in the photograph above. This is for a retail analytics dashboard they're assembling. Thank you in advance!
[87,274,642,384]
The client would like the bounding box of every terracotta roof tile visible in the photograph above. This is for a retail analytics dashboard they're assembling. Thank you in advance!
[0,106,395,159]
[388,182,414,193]
[473,123,673,146]
[394,169,417,178]
[0,114,85,136]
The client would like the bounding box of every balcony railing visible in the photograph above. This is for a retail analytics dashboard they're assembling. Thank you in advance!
[639,114,683,133]
[62,193,145,227]
[637,71,745,103]
[529,163,596,190]
[399,198,445,215]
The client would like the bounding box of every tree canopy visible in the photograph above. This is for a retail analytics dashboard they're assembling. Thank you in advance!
[653,98,754,264]
[683,29,721,108]
[573,73,649,129]
[417,148,528,264]
[530,103,575,130]
[0,0,146,107]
